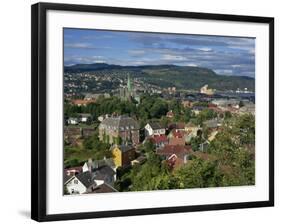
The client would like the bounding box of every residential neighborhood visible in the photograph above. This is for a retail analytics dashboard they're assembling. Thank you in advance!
[63,74,255,195]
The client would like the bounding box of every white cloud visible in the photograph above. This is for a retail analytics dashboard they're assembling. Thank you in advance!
[64,43,95,49]
[162,54,187,61]
[186,63,198,67]
[231,65,242,68]
[198,47,212,52]
[93,60,106,63]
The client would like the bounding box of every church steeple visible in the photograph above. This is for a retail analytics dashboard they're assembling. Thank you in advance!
[127,73,132,93]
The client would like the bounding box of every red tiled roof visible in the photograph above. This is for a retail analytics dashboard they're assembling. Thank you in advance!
[166,151,190,170]
[157,145,192,157]
[167,155,186,169]
[150,134,168,144]
[169,137,185,146]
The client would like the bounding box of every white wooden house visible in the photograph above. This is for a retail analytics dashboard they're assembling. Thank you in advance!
[64,163,116,195]
[144,122,166,137]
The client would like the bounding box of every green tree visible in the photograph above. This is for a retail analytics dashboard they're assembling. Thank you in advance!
[190,136,203,152]
[172,158,222,188]
[183,108,192,123]
[83,130,112,160]
[129,153,170,191]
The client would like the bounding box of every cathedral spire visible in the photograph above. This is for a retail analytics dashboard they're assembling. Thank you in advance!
[127,73,132,93]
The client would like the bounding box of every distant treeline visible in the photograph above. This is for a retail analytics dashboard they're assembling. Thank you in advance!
[64,63,255,91]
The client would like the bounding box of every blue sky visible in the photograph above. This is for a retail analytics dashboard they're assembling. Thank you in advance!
[64,28,255,77]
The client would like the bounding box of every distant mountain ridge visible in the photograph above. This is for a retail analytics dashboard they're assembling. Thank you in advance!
[64,63,255,91]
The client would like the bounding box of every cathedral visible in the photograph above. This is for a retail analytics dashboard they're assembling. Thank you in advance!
[119,74,139,103]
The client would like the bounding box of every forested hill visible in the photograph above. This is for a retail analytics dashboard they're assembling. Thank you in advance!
[64,63,255,91]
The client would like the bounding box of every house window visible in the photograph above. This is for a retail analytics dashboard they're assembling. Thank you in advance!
[74,180,78,184]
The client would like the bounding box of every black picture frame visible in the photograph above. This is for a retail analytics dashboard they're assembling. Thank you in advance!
[31,2,274,222]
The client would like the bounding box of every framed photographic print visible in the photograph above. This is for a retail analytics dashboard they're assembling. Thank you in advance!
[31,2,274,222]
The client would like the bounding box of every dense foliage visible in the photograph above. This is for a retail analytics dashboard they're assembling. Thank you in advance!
[64,130,112,168]
[65,95,197,127]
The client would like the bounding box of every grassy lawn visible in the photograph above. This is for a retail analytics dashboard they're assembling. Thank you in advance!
[65,150,95,162]
[64,145,96,167]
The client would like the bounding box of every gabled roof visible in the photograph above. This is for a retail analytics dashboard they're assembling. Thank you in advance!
[147,122,165,130]
[166,154,187,169]
[100,115,139,130]
[169,137,185,146]
[156,145,192,157]
[92,165,116,180]
[64,173,74,184]
[150,135,168,144]
[75,165,115,188]
[75,171,96,188]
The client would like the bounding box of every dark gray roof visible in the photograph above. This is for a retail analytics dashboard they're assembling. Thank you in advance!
[76,165,115,188]
[76,171,96,188]
[64,173,74,184]
[100,115,139,130]
[92,165,115,180]
[148,122,165,130]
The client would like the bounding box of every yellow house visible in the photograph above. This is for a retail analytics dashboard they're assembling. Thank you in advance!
[111,144,135,168]
[185,122,200,134]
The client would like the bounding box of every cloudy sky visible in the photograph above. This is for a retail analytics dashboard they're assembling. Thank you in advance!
[64,28,255,77]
